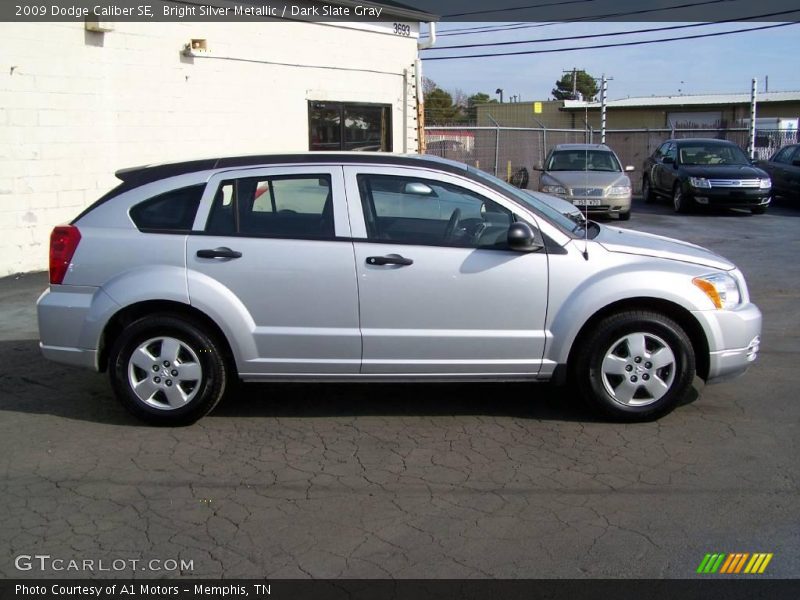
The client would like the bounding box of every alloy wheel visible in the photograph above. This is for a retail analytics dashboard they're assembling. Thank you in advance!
[600,332,676,407]
[127,336,203,410]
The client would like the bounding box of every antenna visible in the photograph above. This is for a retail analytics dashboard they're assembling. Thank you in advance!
[582,102,590,260]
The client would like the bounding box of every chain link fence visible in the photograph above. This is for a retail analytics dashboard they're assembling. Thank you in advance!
[424,126,799,194]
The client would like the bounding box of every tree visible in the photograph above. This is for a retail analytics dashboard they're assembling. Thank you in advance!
[422,76,437,97]
[424,87,459,124]
[466,92,497,122]
[551,70,598,101]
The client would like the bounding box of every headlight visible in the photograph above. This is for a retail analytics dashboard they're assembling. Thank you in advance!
[759,178,771,189]
[608,185,631,196]
[541,185,567,195]
[692,273,742,310]
[689,177,711,189]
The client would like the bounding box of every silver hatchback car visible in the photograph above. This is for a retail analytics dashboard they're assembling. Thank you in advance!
[38,153,761,425]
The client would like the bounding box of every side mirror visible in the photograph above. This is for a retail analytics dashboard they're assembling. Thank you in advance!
[662,156,675,165]
[625,165,635,172]
[532,161,544,171]
[404,182,434,196]
[507,222,543,252]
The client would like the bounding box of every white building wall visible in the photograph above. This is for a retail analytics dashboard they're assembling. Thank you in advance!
[0,20,420,275]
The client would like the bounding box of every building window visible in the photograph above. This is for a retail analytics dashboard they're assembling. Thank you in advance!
[309,101,392,152]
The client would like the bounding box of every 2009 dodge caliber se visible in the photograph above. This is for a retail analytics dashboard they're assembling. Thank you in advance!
[38,153,762,425]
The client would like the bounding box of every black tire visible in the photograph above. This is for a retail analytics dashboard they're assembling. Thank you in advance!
[572,310,696,422]
[751,206,767,215]
[672,183,690,214]
[642,177,655,203]
[618,210,631,221]
[109,314,228,425]
[510,167,529,189]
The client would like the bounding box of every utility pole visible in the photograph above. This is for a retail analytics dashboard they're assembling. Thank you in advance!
[563,68,579,99]
[749,77,758,159]
[599,74,613,144]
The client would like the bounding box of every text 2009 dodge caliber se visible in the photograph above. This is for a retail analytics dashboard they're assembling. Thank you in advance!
[37,153,762,425]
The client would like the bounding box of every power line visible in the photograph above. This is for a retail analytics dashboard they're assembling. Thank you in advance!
[436,0,739,37]
[422,21,798,61]
[436,23,528,36]
[443,0,599,18]
[423,8,800,51]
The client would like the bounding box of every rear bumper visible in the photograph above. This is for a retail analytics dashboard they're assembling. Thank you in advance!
[40,343,98,370]
[37,285,118,371]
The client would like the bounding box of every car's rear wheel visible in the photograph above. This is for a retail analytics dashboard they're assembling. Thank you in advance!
[573,310,696,421]
[673,184,690,213]
[642,177,655,203]
[109,314,228,425]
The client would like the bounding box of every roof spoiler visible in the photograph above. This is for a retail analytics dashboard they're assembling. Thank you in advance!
[115,164,151,181]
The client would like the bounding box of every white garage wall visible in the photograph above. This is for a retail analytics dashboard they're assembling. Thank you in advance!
[0,21,420,275]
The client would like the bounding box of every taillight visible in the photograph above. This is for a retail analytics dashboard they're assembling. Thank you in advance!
[49,225,81,284]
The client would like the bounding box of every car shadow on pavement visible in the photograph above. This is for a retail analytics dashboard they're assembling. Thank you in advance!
[0,339,695,426]
[629,195,800,218]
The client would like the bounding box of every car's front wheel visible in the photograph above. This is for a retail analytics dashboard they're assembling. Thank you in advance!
[109,314,228,425]
[642,177,655,203]
[618,210,631,221]
[573,310,696,421]
[673,184,690,213]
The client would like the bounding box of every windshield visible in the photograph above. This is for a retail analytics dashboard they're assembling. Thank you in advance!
[678,143,750,166]
[466,167,587,237]
[546,150,622,172]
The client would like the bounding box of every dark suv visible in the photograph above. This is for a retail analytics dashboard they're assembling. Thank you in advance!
[642,139,772,214]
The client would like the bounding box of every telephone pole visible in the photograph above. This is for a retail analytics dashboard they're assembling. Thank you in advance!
[594,74,613,143]
[563,68,579,99]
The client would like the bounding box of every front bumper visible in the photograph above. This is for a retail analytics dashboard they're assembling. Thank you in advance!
[693,302,762,384]
[687,187,771,208]
[547,193,632,214]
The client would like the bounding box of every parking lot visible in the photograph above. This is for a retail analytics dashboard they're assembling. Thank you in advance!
[1,197,798,579]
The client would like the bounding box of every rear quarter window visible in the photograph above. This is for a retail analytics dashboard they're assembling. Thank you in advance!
[129,184,205,232]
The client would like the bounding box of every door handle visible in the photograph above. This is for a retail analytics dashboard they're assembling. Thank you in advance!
[196,247,242,259]
[366,254,413,266]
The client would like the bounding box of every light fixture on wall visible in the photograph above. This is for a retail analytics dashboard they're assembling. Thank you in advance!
[84,16,114,32]
[182,39,209,57]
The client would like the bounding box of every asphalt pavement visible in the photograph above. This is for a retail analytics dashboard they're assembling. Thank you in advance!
[1,197,798,579]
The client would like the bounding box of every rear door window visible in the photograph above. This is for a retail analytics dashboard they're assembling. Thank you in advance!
[206,175,334,239]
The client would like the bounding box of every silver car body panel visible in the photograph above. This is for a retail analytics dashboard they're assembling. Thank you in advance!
[342,165,549,376]
[188,165,360,375]
[36,154,761,388]
[594,225,735,271]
